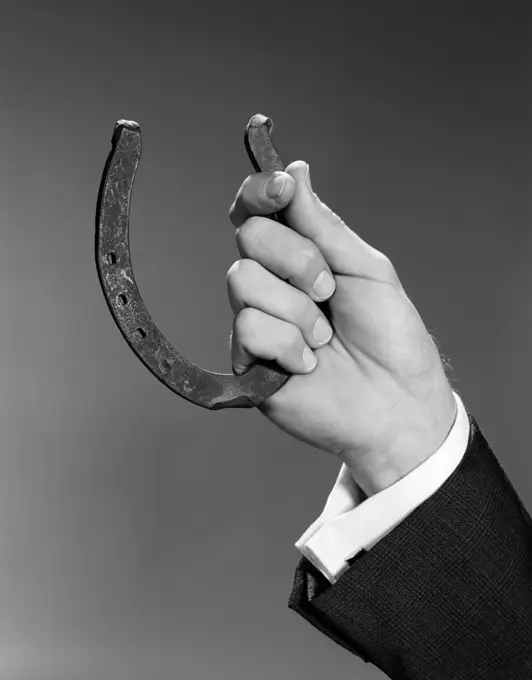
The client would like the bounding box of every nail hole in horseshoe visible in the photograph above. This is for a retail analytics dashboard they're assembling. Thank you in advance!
[118,293,128,306]
[107,252,117,265]
[160,359,173,374]
[134,328,147,340]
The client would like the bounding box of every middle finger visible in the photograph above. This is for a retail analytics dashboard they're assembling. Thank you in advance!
[236,217,336,303]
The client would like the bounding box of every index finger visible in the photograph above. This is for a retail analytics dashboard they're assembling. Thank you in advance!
[228,171,297,228]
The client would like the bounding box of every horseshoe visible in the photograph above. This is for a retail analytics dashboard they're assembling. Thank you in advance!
[95,114,290,410]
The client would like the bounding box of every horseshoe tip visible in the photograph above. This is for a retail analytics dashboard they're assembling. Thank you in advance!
[246,113,273,131]
[112,119,141,143]
[115,119,140,130]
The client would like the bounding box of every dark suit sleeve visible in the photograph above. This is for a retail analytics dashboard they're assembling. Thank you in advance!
[287,411,532,679]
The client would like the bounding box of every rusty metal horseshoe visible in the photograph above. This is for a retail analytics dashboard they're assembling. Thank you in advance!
[95,114,290,410]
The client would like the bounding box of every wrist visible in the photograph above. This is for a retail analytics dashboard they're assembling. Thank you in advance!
[343,391,458,497]
[345,448,436,497]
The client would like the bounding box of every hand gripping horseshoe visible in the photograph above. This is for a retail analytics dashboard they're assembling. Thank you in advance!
[95,114,290,410]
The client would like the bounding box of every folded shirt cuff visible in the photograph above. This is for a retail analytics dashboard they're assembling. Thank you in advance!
[295,390,470,584]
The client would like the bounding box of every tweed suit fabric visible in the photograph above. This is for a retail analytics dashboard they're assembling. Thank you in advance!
[288,413,532,679]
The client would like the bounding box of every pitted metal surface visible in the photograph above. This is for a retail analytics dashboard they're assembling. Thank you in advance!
[95,114,290,409]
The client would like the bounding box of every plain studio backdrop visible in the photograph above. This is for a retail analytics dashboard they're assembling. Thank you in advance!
[0,2,529,679]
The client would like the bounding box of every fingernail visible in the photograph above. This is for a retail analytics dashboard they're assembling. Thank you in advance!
[313,316,333,345]
[313,270,336,299]
[302,346,317,372]
[265,174,286,199]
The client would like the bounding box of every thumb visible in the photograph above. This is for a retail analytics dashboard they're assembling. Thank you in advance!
[284,161,391,279]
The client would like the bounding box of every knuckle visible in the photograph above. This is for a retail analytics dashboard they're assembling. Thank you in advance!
[226,260,240,283]
[246,215,266,235]
[236,216,265,251]
[366,247,399,283]
[240,174,254,195]
[378,253,400,281]
[284,323,303,351]
[226,258,259,294]
[375,251,391,267]
[234,307,261,341]
[293,242,321,277]
[228,176,256,226]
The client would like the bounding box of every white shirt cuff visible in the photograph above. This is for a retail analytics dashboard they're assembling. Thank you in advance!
[295,390,470,585]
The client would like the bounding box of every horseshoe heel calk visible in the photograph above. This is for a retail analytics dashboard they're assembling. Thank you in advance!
[95,117,290,410]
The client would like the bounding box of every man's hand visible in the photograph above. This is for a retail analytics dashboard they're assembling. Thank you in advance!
[227,161,457,497]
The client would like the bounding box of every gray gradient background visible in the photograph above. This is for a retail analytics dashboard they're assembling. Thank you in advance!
[0,2,530,678]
